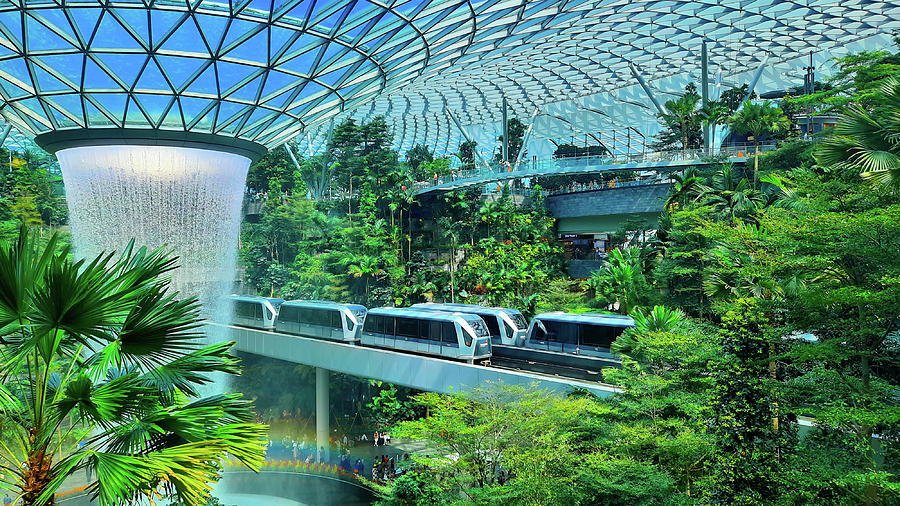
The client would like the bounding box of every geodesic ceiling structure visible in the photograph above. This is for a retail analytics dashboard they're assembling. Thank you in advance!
[0,0,897,153]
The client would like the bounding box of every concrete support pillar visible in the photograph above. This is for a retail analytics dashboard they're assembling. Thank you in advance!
[316,367,330,463]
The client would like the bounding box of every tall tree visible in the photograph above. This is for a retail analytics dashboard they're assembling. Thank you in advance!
[727,101,791,188]
[654,84,703,153]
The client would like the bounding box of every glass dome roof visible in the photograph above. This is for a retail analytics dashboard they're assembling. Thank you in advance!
[0,0,897,151]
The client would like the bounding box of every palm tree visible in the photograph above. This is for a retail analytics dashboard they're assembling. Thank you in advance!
[588,247,651,314]
[816,77,900,189]
[701,101,731,155]
[659,93,703,155]
[727,101,790,188]
[0,228,266,506]
[665,167,705,209]
[698,164,766,222]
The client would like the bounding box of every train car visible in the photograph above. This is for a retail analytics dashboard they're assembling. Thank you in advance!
[524,312,635,358]
[230,295,280,330]
[275,300,368,343]
[361,308,492,363]
[411,303,528,346]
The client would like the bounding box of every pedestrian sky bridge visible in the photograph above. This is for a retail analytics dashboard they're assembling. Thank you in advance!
[413,144,771,195]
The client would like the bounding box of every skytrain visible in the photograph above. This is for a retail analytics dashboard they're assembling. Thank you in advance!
[227,296,633,365]
[227,296,492,362]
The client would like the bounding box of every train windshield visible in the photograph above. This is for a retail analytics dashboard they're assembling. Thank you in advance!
[504,310,528,330]
[465,317,491,338]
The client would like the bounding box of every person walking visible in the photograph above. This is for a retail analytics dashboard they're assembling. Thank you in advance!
[373,431,379,446]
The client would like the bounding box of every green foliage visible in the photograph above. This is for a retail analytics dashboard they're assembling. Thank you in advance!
[494,117,527,163]
[654,83,703,151]
[0,227,266,506]
[366,381,416,429]
[708,299,783,505]
[817,77,900,189]
[246,147,296,194]
[588,247,654,314]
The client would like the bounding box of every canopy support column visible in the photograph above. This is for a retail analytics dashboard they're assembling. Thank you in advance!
[629,63,665,116]
[513,106,540,172]
[447,108,493,173]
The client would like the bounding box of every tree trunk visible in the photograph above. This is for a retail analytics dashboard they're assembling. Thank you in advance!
[450,245,456,303]
[23,443,54,506]
[754,141,760,190]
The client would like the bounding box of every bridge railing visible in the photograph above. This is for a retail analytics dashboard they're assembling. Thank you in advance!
[415,143,776,192]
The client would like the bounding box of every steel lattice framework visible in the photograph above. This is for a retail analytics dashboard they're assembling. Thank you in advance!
[0,0,897,152]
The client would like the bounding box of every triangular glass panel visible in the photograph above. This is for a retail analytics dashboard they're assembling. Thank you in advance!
[124,96,151,127]
[193,13,230,53]
[0,77,31,99]
[277,53,318,80]
[189,103,216,133]
[84,96,118,127]
[275,0,313,22]
[215,100,250,129]
[260,86,295,109]
[220,18,262,53]
[317,41,349,68]
[81,57,121,90]
[159,16,208,56]
[25,10,78,51]
[310,2,346,31]
[132,93,174,126]
[184,63,217,95]
[94,53,146,88]
[33,55,81,88]
[150,9,186,48]
[178,95,213,124]
[27,11,79,48]
[269,25,296,61]
[47,94,85,126]
[33,64,72,92]
[0,58,32,86]
[292,80,325,102]
[68,8,102,45]
[221,26,268,63]
[92,11,144,50]
[260,69,298,99]
[314,66,346,87]
[92,93,128,123]
[135,58,171,92]
[227,74,263,102]
[161,101,184,129]
[214,60,260,94]
[111,7,150,47]
[0,12,24,50]
[156,55,209,91]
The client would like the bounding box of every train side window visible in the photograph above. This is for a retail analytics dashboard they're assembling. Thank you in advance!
[255,304,263,319]
[383,316,396,335]
[397,317,417,338]
[478,313,501,339]
[442,322,458,347]
[331,310,343,330]
[363,315,377,333]
[532,320,547,341]
[343,313,354,331]
[503,320,514,339]
[544,321,576,344]
[428,321,441,342]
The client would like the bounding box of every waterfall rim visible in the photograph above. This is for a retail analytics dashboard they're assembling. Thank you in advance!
[35,128,268,162]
